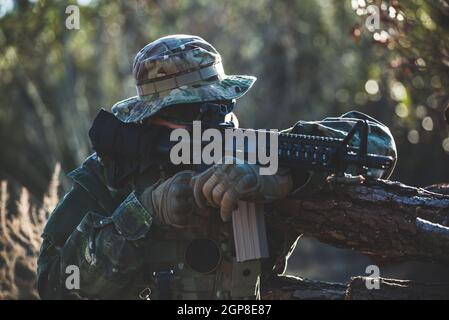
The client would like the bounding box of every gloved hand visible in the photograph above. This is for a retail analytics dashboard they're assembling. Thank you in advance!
[139,171,209,228]
[191,159,293,222]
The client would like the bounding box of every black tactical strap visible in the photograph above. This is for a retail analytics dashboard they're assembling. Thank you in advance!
[154,270,174,300]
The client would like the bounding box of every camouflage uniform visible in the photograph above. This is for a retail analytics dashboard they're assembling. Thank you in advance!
[37,35,397,300]
[37,35,293,300]
[37,152,299,299]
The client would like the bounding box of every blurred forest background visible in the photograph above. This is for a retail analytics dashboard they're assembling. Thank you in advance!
[1,0,449,298]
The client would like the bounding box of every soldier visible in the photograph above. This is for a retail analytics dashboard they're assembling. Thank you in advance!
[37,35,295,300]
[37,34,396,300]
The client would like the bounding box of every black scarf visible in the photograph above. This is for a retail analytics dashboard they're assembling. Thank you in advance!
[88,109,171,188]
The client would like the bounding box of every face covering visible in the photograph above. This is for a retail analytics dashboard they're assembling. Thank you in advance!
[88,108,172,188]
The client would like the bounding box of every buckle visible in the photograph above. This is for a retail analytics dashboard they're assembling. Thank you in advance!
[139,287,152,300]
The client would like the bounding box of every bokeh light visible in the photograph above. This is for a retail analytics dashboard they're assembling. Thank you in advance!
[407,130,420,144]
[364,79,379,95]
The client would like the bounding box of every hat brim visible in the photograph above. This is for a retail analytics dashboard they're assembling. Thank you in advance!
[112,75,256,123]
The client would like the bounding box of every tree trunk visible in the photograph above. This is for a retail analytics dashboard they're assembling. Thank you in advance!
[261,275,347,300]
[260,275,449,300]
[271,179,449,264]
[346,276,449,299]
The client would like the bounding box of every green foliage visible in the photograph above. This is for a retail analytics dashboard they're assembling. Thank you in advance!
[350,0,449,188]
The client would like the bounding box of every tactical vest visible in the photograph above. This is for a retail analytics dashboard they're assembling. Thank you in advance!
[133,164,262,300]
[138,222,263,300]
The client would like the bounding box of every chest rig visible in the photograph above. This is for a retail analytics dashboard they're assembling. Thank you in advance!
[134,165,262,300]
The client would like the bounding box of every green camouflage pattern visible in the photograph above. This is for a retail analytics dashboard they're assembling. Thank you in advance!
[110,192,153,241]
[112,34,256,123]
[37,155,294,299]
[112,76,255,123]
[133,34,219,83]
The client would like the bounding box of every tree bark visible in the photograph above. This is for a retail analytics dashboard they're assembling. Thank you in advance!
[260,275,449,300]
[346,276,449,300]
[271,179,449,264]
[261,275,347,300]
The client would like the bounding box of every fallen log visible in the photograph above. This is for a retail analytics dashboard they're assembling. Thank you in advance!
[261,275,347,300]
[271,179,449,264]
[260,275,449,300]
[346,276,449,300]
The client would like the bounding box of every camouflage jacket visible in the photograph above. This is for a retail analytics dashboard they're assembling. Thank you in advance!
[37,154,299,300]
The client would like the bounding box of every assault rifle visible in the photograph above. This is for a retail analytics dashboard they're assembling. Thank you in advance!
[161,103,394,174]
[185,104,394,262]
[89,105,395,263]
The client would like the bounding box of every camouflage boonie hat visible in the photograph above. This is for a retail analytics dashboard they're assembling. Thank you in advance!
[112,34,256,123]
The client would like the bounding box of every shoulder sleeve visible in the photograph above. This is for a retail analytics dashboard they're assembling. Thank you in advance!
[37,156,155,299]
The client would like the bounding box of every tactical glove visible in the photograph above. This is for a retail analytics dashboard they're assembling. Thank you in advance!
[139,171,209,228]
[191,159,293,222]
